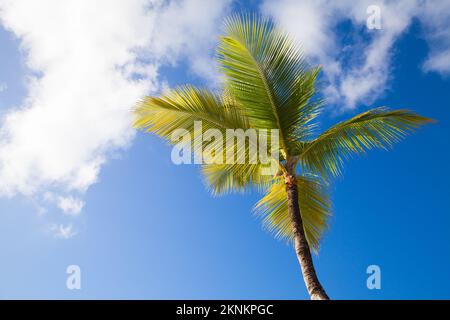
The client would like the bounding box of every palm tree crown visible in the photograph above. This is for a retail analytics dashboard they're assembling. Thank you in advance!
[134,14,433,299]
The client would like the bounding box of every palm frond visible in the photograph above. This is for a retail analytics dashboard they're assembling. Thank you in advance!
[134,85,255,164]
[283,67,323,144]
[133,85,250,140]
[254,175,331,252]
[135,85,282,189]
[217,14,321,156]
[300,107,434,177]
[201,115,282,195]
[202,163,274,195]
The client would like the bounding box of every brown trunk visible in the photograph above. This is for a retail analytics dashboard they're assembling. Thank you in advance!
[285,174,329,300]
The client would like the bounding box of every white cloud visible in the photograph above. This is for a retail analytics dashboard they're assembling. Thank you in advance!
[0,82,7,92]
[262,0,450,109]
[51,223,76,239]
[0,0,231,230]
[261,0,335,61]
[150,0,231,83]
[420,0,450,75]
[57,196,84,216]
[0,0,157,198]
[335,0,419,108]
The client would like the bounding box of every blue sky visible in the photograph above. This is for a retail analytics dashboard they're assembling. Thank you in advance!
[0,0,449,299]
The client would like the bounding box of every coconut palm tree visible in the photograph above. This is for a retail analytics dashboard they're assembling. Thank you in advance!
[133,15,433,300]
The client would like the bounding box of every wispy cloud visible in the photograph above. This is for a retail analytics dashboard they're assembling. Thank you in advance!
[57,196,84,216]
[262,0,450,110]
[51,223,76,239]
[420,0,450,75]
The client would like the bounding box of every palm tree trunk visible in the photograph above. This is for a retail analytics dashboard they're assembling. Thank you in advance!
[285,174,329,300]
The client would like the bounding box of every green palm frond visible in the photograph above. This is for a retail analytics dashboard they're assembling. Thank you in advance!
[217,14,321,157]
[202,163,274,195]
[133,85,250,140]
[134,85,255,164]
[254,175,331,252]
[283,67,323,144]
[201,119,282,195]
[300,107,434,177]
[135,84,282,191]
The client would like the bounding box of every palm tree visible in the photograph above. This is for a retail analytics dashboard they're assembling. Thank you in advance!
[133,15,433,300]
